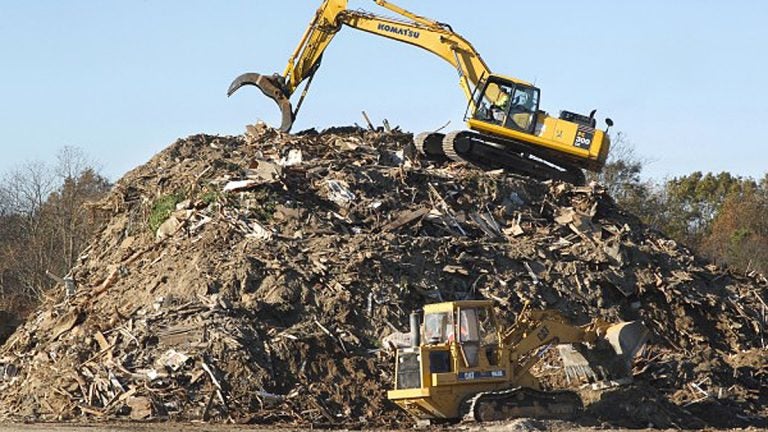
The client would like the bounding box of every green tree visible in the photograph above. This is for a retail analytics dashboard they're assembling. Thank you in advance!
[585,132,667,229]
[588,132,645,201]
[655,172,754,248]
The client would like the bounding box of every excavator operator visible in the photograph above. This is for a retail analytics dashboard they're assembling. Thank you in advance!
[508,89,535,130]
[491,87,511,123]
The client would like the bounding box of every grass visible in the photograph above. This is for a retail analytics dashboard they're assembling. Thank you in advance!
[251,189,278,222]
[148,193,184,233]
[201,187,221,206]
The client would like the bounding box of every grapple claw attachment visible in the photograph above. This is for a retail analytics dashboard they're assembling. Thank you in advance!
[227,73,295,132]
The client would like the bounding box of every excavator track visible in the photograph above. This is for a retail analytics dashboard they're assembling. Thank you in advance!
[441,130,469,163]
[414,132,429,155]
[414,132,447,160]
[462,387,583,422]
[440,130,587,185]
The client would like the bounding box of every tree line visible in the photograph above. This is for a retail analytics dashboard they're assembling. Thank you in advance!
[590,134,768,276]
[0,147,111,317]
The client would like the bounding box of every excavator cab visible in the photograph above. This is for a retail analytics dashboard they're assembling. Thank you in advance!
[470,76,541,135]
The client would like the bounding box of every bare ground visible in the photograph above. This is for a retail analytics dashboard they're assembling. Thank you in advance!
[1,423,766,432]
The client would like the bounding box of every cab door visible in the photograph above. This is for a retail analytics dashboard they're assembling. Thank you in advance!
[504,86,540,134]
[454,307,505,382]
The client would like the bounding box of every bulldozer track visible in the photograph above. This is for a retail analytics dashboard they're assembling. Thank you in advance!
[463,387,583,422]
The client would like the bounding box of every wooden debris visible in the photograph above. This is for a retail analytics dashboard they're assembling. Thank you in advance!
[0,127,765,428]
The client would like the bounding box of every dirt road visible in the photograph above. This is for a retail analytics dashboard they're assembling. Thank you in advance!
[0,425,257,432]
[0,424,764,432]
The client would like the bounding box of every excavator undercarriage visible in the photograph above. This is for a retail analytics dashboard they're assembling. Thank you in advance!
[462,388,584,422]
[416,131,588,185]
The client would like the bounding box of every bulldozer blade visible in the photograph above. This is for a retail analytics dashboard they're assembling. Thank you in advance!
[558,321,649,385]
[558,345,607,384]
[227,73,295,132]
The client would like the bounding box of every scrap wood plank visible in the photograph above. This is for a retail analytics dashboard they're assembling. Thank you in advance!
[380,206,430,232]
[78,404,105,417]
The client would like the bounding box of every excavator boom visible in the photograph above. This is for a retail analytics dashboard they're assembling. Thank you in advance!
[228,0,495,132]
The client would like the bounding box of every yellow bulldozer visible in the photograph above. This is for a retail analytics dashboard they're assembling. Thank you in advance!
[386,300,649,422]
[229,0,614,184]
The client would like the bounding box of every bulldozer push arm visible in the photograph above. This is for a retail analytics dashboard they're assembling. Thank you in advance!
[500,307,648,383]
[228,0,503,132]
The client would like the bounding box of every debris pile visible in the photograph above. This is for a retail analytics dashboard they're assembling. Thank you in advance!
[0,125,765,428]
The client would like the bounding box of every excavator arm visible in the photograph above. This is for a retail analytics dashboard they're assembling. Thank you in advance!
[228,0,497,132]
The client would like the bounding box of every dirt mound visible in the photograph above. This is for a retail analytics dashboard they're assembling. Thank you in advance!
[0,125,765,428]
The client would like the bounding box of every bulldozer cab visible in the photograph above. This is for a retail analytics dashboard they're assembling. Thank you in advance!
[390,301,511,419]
[389,300,649,421]
[470,75,541,134]
[422,301,502,372]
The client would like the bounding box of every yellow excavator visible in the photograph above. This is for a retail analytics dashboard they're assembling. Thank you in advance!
[386,300,649,422]
[229,0,614,184]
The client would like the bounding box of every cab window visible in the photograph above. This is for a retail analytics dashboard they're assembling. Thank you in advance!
[458,307,497,344]
[424,312,454,344]
[505,87,539,132]
[473,81,514,125]
[458,308,479,343]
[472,80,540,133]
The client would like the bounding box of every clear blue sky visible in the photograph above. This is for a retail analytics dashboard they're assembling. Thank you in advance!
[1,1,766,181]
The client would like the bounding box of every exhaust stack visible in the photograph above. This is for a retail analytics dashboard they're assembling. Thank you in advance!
[409,312,421,348]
